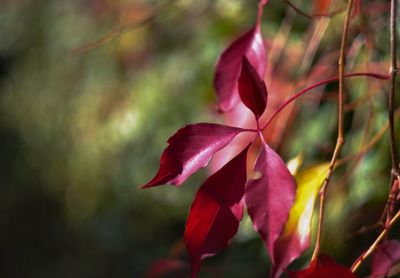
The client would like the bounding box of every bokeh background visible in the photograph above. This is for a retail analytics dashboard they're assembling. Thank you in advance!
[0,0,397,277]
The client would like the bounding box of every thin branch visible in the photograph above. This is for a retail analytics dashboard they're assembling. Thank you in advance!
[261,72,389,131]
[71,0,176,55]
[382,0,400,242]
[337,107,400,167]
[344,89,378,111]
[386,178,399,230]
[388,0,400,176]
[283,0,344,20]
[348,222,383,238]
[311,0,354,261]
[351,209,400,272]
[331,1,399,269]
[284,0,312,19]
[336,93,375,190]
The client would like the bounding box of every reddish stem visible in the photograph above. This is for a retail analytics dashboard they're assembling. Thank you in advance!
[261,72,389,131]
[284,0,344,19]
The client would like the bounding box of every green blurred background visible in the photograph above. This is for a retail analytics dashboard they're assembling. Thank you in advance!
[0,0,397,277]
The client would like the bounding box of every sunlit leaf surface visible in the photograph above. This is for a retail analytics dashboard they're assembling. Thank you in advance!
[272,163,330,277]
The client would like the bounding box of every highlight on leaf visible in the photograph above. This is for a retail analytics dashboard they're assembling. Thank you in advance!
[141,123,246,188]
[184,146,249,277]
[245,140,296,262]
[287,152,304,175]
[272,163,330,277]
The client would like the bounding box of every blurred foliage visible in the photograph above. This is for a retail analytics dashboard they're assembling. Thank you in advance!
[0,0,398,277]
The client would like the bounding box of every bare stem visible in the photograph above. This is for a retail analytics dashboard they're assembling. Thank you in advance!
[351,209,400,272]
[71,0,176,55]
[386,177,399,228]
[383,0,400,245]
[261,72,389,131]
[389,0,400,176]
[311,0,354,261]
[283,0,344,19]
[337,107,400,167]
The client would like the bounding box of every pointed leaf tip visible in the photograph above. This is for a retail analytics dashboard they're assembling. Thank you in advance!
[238,57,268,119]
[184,146,249,277]
[245,141,296,261]
[141,123,245,188]
[214,24,266,112]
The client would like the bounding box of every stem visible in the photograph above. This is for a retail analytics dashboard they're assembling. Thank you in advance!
[71,0,177,55]
[311,0,354,261]
[283,0,344,19]
[348,222,383,238]
[386,177,399,228]
[257,0,268,23]
[351,209,400,273]
[384,0,400,241]
[241,128,259,133]
[389,0,400,176]
[261,72,389,131]
[284,0,312,19]
[337,107,400,167]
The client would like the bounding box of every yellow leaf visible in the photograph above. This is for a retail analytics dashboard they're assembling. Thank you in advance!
[282,163,330,242]
[287,152,304,176]
[272,163,330,274]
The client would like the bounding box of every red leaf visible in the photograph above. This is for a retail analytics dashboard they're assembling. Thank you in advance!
[238,57,268,119]
[214,23,266,112]
[145,259,188,278]
[142,123,245,188]
[245,140,296,263]
[290,254,357,278]
[184,146,249,277]
[371,240,400,277]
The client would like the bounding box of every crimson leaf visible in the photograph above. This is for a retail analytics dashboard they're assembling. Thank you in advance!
[141,123,245,188]
[289,254,357,278]
[371,240,400,278]
[214,24,266,112]
[184,146,249,277]
[245,140,296,265]
[238,57,268,119]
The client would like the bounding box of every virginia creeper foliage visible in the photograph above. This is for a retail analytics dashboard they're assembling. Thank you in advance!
[141,124,245,188]
[214,1,267,112]
[142,0,400,277]
[245,139,296,274]
[184,146,249,277]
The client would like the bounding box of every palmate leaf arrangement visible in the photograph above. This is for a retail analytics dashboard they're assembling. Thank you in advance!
[141,0,400,277]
